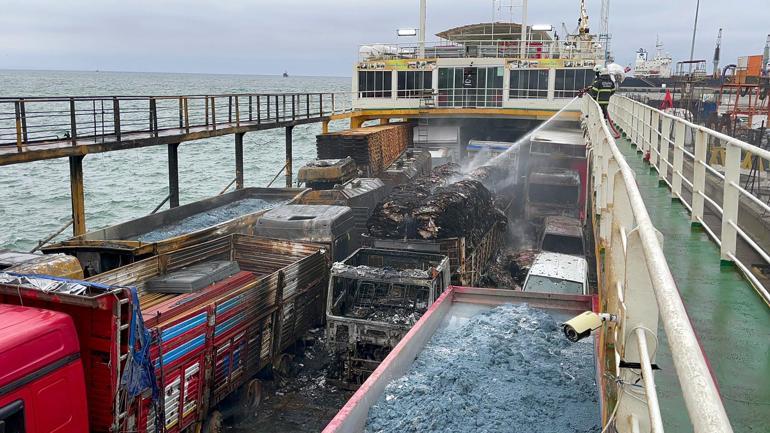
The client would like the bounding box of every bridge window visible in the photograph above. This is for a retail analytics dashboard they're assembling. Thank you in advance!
[397,71,433,98]
[554,68,594,98]
[510,69,549,99]
[437,67,503,107]
[358,71,392,98]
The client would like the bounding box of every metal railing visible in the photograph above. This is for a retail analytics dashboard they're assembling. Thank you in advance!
[355,86,586,105]
[609,96,770,304]
[584,96,733,433]
[0,92,352,149]
[358,38,606,62]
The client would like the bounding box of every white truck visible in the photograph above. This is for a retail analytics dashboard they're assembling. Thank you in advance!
[522,251,589,295]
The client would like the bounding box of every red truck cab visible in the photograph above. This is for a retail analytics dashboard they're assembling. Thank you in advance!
[0,304,89,433]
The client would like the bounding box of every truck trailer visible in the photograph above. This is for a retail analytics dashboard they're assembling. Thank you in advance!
[43,187,306,276]
[323,286,600,433]
[0,234,328,433]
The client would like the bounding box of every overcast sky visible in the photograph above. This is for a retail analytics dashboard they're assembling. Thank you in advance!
[0,0,767,76]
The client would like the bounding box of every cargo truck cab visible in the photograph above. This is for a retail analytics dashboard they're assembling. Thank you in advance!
[0,304,89,433]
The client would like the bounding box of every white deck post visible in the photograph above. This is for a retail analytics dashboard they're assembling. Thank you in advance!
[720,143,741,261]
[659,116,672,182]
[691,129,707,223]
[650,111,660,168]
[672,121,685,199]
[633,103,642,147]
[640,106,651,152]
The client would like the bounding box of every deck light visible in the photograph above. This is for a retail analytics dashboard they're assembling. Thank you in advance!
[397,28,418,37]
[531,24,553,32]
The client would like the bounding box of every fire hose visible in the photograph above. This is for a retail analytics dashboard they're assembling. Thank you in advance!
[579,89,621,139]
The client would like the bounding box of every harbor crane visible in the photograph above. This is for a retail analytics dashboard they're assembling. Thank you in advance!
[578,0,590,35]
[600,0,610,36]
[713,28,723,78]
[600,0,611,61]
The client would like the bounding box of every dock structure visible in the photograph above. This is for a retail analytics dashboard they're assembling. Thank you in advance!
[0,93,351,235]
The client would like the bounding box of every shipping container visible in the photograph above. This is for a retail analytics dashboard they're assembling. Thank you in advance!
[296,178,388,245]
[252,205,358,262]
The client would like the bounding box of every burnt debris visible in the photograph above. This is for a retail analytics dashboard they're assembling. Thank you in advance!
[367,164,506,244]
[478,248,539,289]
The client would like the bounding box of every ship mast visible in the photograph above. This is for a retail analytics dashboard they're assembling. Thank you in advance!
[688,0,701,73]
[419,0,426,58]
[520,0,528,59]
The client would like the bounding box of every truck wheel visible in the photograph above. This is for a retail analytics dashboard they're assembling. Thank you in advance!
[203,410,224,433]
[275,353,295,378]
[240,379,263,411]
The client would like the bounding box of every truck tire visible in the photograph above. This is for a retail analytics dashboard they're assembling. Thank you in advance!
[240,379,263,412]
[202,410,224,433]
[274,353,295,378]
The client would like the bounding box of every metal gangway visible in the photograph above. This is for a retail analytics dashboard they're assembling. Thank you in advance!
[584,94,770,433]
[0,92,351,166]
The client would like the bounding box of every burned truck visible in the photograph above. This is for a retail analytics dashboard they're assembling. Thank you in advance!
[524,167,582,222]
[524,126,588,223]
[326,248,450,386]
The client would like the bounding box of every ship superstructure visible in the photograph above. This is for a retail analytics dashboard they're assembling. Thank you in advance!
[352,4,606,115]
[633,37,673,78]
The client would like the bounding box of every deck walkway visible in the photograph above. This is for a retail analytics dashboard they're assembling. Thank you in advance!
[617,136,770,433]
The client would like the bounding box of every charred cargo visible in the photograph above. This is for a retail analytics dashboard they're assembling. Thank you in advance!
[365,164,506,286]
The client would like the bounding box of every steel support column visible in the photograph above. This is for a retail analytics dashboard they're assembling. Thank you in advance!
[235,132,245,189]
[69,155,86,236]
[168,143,180,208]
[285,126,294,187]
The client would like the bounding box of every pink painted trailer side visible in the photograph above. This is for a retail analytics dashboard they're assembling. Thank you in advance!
[322,286,601,433]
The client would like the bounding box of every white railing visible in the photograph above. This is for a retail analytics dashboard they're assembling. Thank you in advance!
[583,96,733,433]
[358,38,605,63]
[609,96,770,304]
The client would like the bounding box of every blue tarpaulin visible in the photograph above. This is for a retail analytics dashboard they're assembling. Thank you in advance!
[121,286,159,400]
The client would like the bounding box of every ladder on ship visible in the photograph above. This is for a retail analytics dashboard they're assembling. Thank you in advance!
[416,89,435,147]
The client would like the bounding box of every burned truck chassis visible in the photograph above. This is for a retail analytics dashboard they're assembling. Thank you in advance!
[325,249,450,387]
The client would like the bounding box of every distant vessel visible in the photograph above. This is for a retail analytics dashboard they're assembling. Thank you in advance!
[634,37,673,78]
[283,71,289,78]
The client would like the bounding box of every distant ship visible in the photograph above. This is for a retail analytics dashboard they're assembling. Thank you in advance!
[634,37,673,78]
[283,71,289,78]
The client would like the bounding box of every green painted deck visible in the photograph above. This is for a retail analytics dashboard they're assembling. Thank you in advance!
[616,136,770,433]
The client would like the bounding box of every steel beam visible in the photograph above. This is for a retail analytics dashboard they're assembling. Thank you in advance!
[235,132,245,189]
[168,143,180,208]
[285,126,293,187]
[69,155,86,236]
